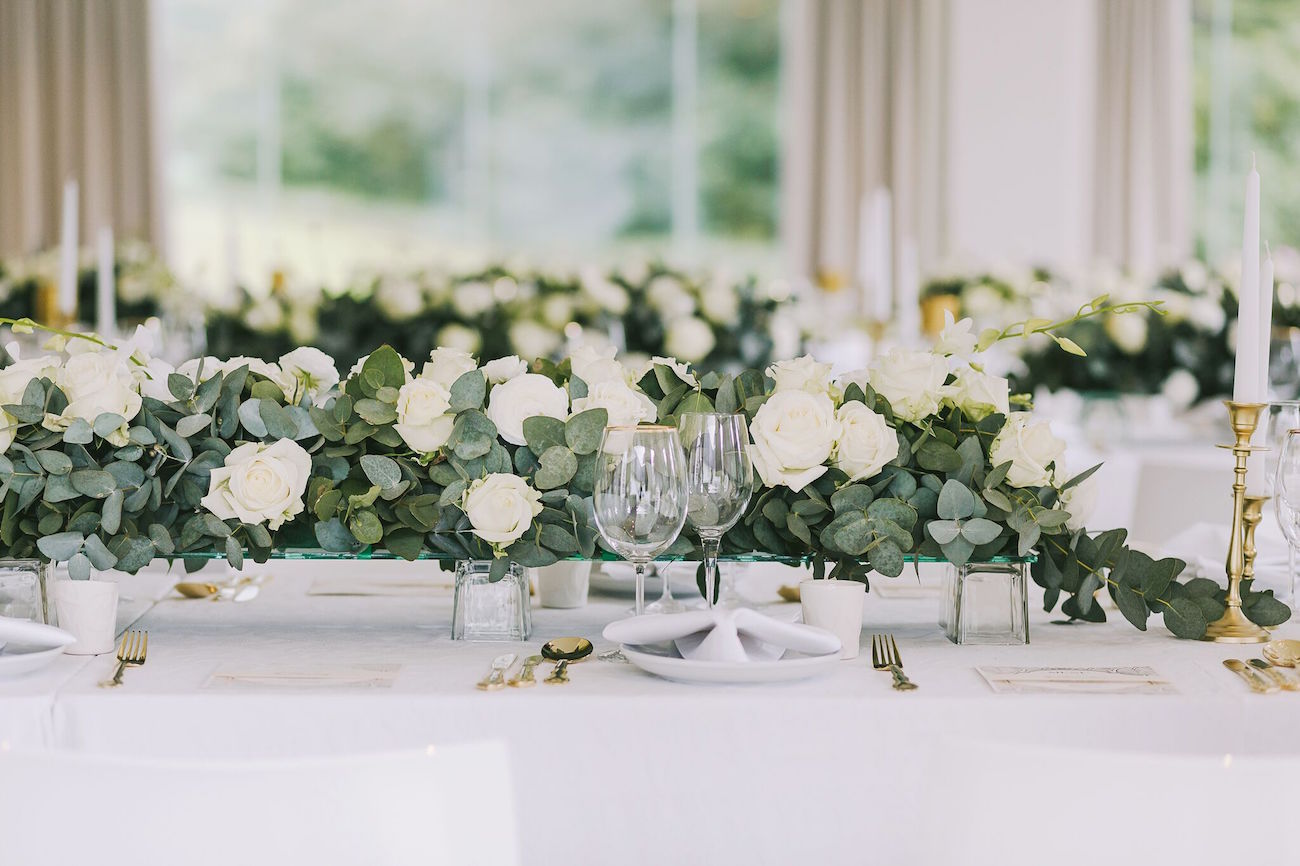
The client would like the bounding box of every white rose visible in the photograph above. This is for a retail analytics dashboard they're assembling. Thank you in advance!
[462,473,543,549]
[647,356,697,387]
[277,347,339,405]
[647,275,696,318]
[134,357,176,403]
[393,378,455,455]
[1105,313,1148,354]
[350,353,415,383]
[287,303,319,344]
[421,347,478,389]
[579,269,630,315]
[866,349,950,422]
[0,353,57,453]
[435,324,482,355]
[486,373,569,446]
[570,344,627,386]
[177,356,227,382]
[452,281,495,318]
[1161,368,1200,409]
[201,439,312,530]
[244,296,284,333]
[989,412,1066,488]
[748,390,841,492]
[1180,260,1208,291]
[700,285,739,324]
[1187,297,1226,332]
[375,276,424,320]
[541,294,575,329]
[572,379,657,427]
[946,368,1010,421]
[226,356,284,384]
[936,311,977,358]
[1059,468,1099,532]
[482,355,528,384]
[767,355,834,396]
[663,316,716,363]
[509,320,562,360]
[834,401,899,482]
[43,351,142,445]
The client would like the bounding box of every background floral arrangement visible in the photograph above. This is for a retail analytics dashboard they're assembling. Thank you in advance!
[202,262,801,374]
[0,304,1285,640]
[0,242,186,327]
[925,261,1243,406]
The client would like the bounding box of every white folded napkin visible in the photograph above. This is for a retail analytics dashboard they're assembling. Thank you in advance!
[0,616,75,651]
[1160,521,1291,596]
[602,608,841,663]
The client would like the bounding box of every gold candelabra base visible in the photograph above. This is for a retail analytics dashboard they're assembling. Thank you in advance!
[1201,402,1270,643]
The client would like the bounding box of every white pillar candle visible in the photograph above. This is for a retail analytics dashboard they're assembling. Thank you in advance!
[58,179,79,317]
[896,238,921,344]
[95,226,115,340]
[1232,156,1260,402]
[1247,244,1275,495]
[857,188,892,323]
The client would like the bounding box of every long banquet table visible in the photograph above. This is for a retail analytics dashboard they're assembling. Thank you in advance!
[4,561,1300,865]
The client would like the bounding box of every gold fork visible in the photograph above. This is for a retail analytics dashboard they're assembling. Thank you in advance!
[98,630,148,688]
[870,634,918,691]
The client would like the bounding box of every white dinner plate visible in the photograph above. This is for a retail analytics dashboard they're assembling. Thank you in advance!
[620,643,841,685]
[0,643,66,678]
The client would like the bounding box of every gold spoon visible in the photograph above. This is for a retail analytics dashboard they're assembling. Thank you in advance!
[541,637,594,684]
[174,582,220,599]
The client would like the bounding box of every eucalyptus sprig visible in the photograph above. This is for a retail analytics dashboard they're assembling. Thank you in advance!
[975,296,1166,356]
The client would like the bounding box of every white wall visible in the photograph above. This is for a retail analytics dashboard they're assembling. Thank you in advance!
[945,0,1096,271]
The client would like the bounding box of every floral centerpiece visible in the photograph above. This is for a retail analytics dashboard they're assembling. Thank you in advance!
[202,262,799,373]
[0,301,1286,640]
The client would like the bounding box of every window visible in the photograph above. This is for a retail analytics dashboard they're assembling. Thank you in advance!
[1193,0,1300,264]
[157,0,781,291]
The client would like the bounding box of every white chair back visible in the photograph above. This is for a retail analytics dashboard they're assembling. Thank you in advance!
[917,737,1300,865]
[0,742,518,866]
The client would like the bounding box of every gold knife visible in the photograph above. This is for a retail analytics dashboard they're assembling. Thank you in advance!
[1248,658,1298,691]
[1224,659,1279,694]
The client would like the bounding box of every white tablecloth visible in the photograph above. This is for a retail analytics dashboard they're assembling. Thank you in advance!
[4,562,1299,865]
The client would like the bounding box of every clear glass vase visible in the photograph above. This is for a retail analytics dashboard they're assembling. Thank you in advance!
[941,562,1029,645]
[0,560,54,624]
[451,560,532,641]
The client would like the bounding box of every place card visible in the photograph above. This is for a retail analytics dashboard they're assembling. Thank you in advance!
[203,662,401,691]
[976,665,1176,695]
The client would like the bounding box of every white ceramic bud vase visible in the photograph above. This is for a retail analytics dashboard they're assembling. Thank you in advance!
[52,579,119,655]
[536,561,592,609]
[799,579,865,659]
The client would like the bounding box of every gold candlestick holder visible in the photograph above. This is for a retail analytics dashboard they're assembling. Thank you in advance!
[1203,401,1271,643]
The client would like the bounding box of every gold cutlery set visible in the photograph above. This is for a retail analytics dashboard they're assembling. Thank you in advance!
[870,633,917,691]
[477,637,593,690]
[1223,639,1300,694]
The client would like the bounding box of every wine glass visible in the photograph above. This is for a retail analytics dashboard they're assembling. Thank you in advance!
[592,425,689,616]
[1275,429,1300,603]
[1264,402,1300,495]
[678,412,754,609]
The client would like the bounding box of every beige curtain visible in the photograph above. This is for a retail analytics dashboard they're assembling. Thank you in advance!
[781,0,949,311]
[0,0,158,258]
[1093,0,1192,274]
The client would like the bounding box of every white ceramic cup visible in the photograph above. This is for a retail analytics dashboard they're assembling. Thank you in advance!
[799,579,865,659]
[51,579,119,655]
[536,561,593,609]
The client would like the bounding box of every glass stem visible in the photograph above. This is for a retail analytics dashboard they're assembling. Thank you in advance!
[634,562,646,616]
[701,534,721,609]
[1290,546,1297,605]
